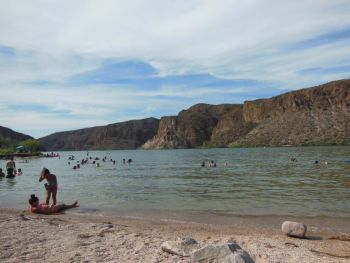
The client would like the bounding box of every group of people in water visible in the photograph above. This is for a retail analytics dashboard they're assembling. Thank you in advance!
[43,152,60,158]
[2,152,333,215]
[201,160,218,167]
[201,160,230,167]
[68,152,133,170]
[0,157,23,178]
[0,156,78,214]
[200,157,328,168]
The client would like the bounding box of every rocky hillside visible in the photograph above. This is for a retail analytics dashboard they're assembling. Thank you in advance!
[142,104,255,149]
[39,118,159,151]
[0,126,33,148]
[143,79,350,148]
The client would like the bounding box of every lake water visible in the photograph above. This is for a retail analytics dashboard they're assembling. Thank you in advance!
[1,147,349,222]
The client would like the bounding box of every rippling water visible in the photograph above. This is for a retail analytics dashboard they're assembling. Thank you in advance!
[0,146,349,219]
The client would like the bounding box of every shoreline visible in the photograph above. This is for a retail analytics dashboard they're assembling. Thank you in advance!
[74,207,350,236]
[1,208,349,262]
[0,152,42,159]
[2,202,350,235]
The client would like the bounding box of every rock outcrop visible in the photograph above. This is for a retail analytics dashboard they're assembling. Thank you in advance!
[0,126,33,148]
[142,104,254,149]
[39,118,159,151]
[236,79,350,146]
[143,79,350,148]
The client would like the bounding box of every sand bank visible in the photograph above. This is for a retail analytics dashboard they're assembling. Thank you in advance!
[0,208,349,262]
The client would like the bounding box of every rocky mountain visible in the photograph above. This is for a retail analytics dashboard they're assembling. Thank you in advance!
[143,79,350,148]
[39,118,160,151]
[0,126,33,148]
[37,79,350,150]
[142,104,255,149]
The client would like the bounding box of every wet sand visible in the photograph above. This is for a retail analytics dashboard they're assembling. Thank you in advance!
[0,208,349,262]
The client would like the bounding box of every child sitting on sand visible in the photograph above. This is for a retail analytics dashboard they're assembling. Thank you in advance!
[39,168,58,205]
[28,194,79,214]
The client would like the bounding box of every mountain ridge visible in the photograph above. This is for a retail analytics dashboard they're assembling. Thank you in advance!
[12,79,349,150]
[143,79,350,148]
[0,126,33,148]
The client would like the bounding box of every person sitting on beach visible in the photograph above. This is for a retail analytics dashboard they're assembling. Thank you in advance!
[28,194,79,214]
[6,157,16,178]
[0,168,5,177]
[39,168,58,205]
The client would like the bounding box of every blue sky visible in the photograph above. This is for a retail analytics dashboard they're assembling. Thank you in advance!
[0,0,349,138]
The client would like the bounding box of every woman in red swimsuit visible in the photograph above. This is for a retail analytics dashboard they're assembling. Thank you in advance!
[28,194,79,214]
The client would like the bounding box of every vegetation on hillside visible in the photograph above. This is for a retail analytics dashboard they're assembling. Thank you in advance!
[20,139,41,153]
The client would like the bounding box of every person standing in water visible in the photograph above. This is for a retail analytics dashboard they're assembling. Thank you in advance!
[6,157,16,177]
[39,168,58,205]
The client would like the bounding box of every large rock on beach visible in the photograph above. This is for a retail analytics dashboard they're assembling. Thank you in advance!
[192,243,255,263]
[281,221,307,238]
[161,237,200,257]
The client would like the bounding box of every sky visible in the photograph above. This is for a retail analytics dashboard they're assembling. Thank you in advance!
[0,0,350,138]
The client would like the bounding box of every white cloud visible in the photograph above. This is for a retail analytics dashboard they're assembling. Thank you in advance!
[0,0,349,136]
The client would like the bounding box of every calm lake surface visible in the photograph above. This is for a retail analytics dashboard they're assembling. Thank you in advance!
[1,147,349,221]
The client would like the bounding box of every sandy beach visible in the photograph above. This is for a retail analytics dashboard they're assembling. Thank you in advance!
[0,208,349,263]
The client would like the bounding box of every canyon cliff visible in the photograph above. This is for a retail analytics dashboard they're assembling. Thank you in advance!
[143,79,350,148]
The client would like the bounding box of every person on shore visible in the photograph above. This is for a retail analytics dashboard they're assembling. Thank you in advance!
[0,168,5,177]
[6,157,16,178]
[39,168,58,205]
[28,194,79,214]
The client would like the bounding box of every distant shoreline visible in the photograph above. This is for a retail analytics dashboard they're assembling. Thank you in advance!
[0,152,42,160]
